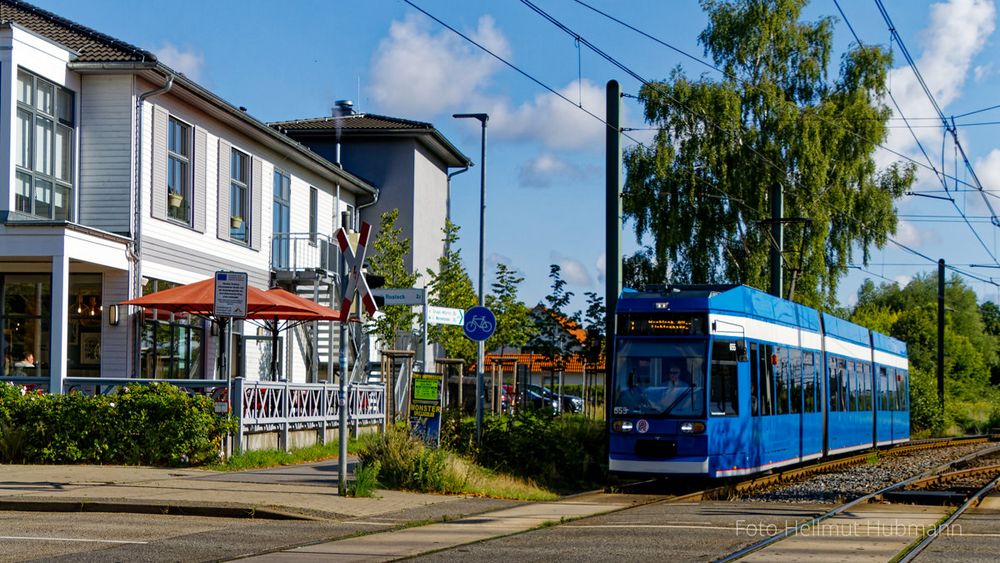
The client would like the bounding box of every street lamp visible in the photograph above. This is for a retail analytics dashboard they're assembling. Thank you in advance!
[454,112,488,444]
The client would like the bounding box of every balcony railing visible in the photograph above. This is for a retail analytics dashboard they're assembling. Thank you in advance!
[271,232,340,274]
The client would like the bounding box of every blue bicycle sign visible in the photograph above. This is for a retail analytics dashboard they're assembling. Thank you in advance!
[463,306,496,341]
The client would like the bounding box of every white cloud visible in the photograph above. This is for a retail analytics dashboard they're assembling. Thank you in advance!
[155,43,205,82]
[975,63,994,82]
[488,79,607,150]
[880,0,995,168]
[518,153,597,188]
[596,252,606,285]
[973,148,1000,205]
[893,219,930,246]
[369,14,508,118]
[552,252,593,287]
[893,274,913,287]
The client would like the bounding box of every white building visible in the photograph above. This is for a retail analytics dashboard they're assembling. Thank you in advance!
[0,0,394,390]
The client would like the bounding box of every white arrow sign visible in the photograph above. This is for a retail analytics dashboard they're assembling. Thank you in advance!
[427,306,464,326]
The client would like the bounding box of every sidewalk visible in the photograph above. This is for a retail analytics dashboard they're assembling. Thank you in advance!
[0,459,484,520]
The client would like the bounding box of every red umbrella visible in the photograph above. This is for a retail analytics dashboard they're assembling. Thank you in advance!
[119,278,312,317]
[246,288,342,380]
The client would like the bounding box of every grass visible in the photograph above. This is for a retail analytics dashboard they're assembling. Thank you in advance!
[444,455,558,501]
[206,439,361,472]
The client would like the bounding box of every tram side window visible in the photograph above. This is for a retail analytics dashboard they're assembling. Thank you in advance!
[838,358,849,411]
[829,357,840,412]
[750,343,759,416]
[850,361,860,411]
[710,341,739,416]
[760,344,775,416]
[887,369,897,411]
[790,348,803,414]
[863,364,873,410]
[878,366,888,410]
[774,347,790,415]
[803,352,816,412]
[899,371,908,411]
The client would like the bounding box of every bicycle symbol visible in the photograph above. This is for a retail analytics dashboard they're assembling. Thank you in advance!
[465,315,493,333]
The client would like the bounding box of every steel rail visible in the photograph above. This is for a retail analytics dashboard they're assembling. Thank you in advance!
[897,473,1000,562]
[711,443,1000,562]
[906,464,1000,490]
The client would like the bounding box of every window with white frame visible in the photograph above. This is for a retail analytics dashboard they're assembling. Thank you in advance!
[167,117,191,223]
[230,148,249,243]
[15,69,74,221]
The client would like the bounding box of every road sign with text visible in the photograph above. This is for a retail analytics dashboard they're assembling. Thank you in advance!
[427,305,463,326]
[372,288,425,306]
[214,271,248,318]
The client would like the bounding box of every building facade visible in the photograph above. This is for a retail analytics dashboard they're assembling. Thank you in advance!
[0,0,381,391]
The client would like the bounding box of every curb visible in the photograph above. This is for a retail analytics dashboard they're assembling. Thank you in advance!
[0,498,329,520]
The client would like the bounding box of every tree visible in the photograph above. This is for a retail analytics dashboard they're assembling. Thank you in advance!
[426,220,477,365]
[526,265,581,376]
[623,0,916,308]
[580,291,605,368]
[366,209,419,350]
[485,263,535,356]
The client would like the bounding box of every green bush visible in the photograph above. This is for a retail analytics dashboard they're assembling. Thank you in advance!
[441,409,607,492]
[357,426,464,493]
[0,382,234,465]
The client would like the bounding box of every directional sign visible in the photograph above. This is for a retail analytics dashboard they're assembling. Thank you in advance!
[372,288,425,306]
[463,305,496,341]
[214,271,248,318]
[427,305,464,326]
[335,222,377,322]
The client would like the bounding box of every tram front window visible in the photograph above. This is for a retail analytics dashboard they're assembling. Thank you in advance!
[613,339,706,417]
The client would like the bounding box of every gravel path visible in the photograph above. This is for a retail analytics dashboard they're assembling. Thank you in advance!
[743,443,999,503]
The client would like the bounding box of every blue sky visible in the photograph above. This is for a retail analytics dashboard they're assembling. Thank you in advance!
[31,0,1000,312]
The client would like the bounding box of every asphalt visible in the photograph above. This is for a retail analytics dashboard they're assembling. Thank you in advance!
[0,459,642,561]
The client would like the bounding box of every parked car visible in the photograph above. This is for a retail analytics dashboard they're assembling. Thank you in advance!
[526,384,583,414]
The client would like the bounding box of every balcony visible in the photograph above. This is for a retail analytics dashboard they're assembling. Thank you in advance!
[270,232,341,282]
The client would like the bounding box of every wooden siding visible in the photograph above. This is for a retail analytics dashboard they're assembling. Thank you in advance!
[149,105,168,221]
[142,236,269,288]
[78,75,133,234]
[100,269,131,377]
[193,127,207,233]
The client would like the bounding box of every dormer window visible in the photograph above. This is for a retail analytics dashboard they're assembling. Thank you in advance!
[15,69,74,221]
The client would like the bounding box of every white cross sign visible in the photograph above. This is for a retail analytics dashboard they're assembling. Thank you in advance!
[335,221,378,322]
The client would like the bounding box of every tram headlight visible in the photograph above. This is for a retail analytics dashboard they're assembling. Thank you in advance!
[612,420,634,433]
[679,421,705,434]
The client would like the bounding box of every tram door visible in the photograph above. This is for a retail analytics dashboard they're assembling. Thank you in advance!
[748,343,763,469]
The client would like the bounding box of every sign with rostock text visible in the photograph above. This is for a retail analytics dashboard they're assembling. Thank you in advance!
[372,288,425,306]
[214,271,248,318]
[427,305,464,326]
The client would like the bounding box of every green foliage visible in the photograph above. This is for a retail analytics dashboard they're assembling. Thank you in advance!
[209,439,359,471]
[850,274,1000,433]
[486,262,535,355]
[623,0,914,308]
[0,382,234,465]
[426,220,477,364]
[356,426,464,493]
[441,409,607,492]
[368,209,420,350]
[526,265,581,371]
[580,291,606,366]
[347,461,380,497]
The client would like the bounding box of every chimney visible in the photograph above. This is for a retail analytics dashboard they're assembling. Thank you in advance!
[332,100,354,117]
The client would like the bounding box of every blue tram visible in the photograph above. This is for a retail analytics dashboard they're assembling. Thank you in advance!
[608,284,909,478]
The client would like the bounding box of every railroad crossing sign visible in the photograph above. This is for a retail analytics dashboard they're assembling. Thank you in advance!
[463,305,496,341]
[335,222,378,322]
[213,271,247,318]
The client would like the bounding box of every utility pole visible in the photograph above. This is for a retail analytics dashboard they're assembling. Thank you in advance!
[769,184,783,298]
[937,258,945,411]
[338,251,349,496]
[605,80,622,423]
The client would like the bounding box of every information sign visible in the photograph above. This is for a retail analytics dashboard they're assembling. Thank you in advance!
[214,271,248,318]
[409,372,443,444]
[427,305,464,326]
[372,288,425,306]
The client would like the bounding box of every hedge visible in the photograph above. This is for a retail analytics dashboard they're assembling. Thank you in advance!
[0,382,235,465]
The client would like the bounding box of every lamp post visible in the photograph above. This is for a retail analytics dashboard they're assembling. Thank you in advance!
[454,112,488,444]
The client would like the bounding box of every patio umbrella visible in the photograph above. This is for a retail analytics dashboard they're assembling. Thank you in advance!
[119,278,313,317]
[247,288,341,380]
[119,278,316,381]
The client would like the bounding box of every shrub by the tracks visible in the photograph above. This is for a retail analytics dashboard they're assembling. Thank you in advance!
[442,409,608,492]
[0,382,234,465]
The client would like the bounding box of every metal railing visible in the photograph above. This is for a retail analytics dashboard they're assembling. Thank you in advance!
[270,232,339,273]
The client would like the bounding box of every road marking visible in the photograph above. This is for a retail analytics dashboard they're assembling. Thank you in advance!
[340,521,395,526]
[570,524,734,531]
[0,536,148,544]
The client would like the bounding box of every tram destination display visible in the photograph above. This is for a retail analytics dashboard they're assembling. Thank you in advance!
[618,313,706,336]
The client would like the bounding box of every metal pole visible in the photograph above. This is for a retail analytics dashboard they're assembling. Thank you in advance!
[421,288,428,370]
[454,112,488,445]
[338,251,349,495]
[769,184,784,298]
[605,80,621,423]
[938,258,945,411]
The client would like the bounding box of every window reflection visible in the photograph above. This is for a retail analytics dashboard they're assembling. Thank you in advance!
[139,278,205,379]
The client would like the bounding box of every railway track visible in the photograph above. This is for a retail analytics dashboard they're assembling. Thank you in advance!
[709,440,1000,561]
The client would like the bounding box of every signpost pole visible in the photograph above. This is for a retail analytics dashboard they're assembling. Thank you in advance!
[338,251,349,496]
[421,288,428,370]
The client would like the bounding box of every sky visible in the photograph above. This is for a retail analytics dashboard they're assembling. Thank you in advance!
[29,0,1000,313]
